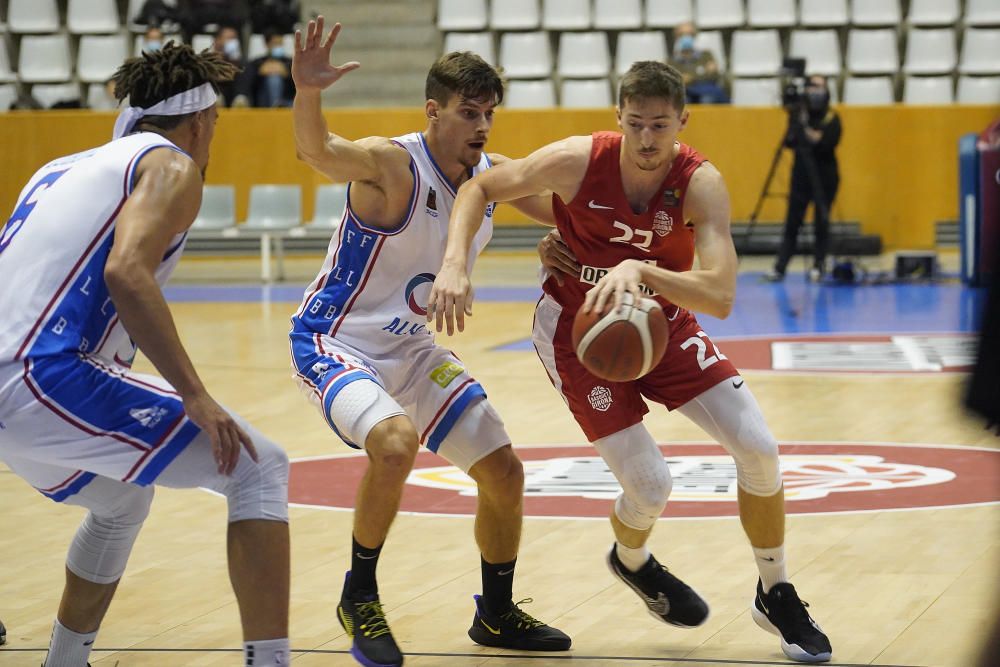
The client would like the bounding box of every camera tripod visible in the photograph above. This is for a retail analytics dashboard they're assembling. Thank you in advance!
[743,113,831,274]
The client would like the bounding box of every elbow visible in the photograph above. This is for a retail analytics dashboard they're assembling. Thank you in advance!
[104,258,146,299]
[713,291,735,319]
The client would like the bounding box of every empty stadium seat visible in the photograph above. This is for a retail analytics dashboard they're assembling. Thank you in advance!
[558,32,610,78]
[505,79,556,107]
[560,78,612,107]
[788,30,841,77]
[730,29,782,77]
[542,0,590,30]
[306,184,348,229]
[731,77,779,106]
[965,0,1000,27]
[0,38,15,83]
[490,0,540,30]
[8,0,59,33]
[87,82,117,110]
[957,76,1000,104]
[615,32,668,76]
[78,35,129,83]
[693,30,726,73]
[594,0,642,30]
[499,32,552,78]
[695,0,744,29]
[903,29,956,75]
[800,0,848,27]
[843,75,894,104]
[903,75,954,104]
[846,29,898,75]
[0,84,18,111]
[438,0,488,31]
[18,35,72,83]
[443,32,495,64]
[645,0,693,28]
[242,184,303,282]
[32,82,82,108]
[193,185,237,230]
[192,34,215,53]
[68,0,121,34]
[959,29,1000,75]
[747,0,796,28]
[906,0,959,26]
[850,0,900,27]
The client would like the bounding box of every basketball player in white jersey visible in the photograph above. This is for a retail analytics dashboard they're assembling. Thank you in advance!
[290,17,570,667]
[0,44,291,666]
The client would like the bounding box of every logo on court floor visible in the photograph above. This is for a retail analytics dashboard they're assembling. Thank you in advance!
[287,443,1000,518]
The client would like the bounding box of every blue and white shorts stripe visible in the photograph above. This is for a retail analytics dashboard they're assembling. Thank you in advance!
[290,330,506,467]
[0,355,200,502]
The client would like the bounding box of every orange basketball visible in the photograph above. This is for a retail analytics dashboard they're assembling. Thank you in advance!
[571,293,669,382]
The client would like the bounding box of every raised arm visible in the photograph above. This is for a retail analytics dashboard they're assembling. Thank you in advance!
[584,162,737,319]
[428,136,589,334]
[292,17,386,185]
[106,149,256,474]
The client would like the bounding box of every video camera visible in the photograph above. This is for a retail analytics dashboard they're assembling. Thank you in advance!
[780,57,808,109]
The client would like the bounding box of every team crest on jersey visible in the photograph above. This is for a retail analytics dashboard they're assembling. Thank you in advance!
[425,187,438,218]
[485,202,495,218]
[587,386,613,411]
[653,210,673,237]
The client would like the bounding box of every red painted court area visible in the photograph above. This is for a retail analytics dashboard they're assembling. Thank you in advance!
[290,443,1000,518]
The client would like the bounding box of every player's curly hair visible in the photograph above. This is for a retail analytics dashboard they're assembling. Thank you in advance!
[111,41,239,131]
[426,51,504,107]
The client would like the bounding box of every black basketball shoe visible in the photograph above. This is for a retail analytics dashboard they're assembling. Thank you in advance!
[337,572,403,667]
[1,618,5,645]
[468,595,571,651]
[752,579,832,663]
[606,545,710,628]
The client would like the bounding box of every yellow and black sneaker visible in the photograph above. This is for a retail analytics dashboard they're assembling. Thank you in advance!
[337,572,403,667]
[467,595,571,651]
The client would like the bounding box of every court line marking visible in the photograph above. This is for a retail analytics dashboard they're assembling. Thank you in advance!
[0,647,919,666]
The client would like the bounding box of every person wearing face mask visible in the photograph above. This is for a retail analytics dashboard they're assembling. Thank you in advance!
[671,22,729,104]
[142,25,164,53]
[766,75,842,282]
[208,26,245,106]
[236,29,295,107]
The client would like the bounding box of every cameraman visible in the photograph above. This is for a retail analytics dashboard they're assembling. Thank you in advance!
[767,76,841,282]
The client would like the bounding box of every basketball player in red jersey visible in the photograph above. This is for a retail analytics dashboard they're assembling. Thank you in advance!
[428,61,833,663]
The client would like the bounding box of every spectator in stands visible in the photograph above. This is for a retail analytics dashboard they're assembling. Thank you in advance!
[132,0,180,31]
[236,29,295,107]
[671,22,729,104]
[142,25,164,53]
[209,26,246,106]
[767,76,842,282]
[250,0,300,35]
[178,0,248,42]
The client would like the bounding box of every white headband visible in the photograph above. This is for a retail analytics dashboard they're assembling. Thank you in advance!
[112,82,218,140]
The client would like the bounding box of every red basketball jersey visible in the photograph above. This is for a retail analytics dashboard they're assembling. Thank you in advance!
[546,131,706,312]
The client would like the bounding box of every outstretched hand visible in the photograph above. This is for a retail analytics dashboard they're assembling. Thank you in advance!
[292,16,360,92]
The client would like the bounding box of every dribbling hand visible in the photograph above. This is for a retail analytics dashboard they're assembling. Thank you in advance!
[292,16,360,92]
[183,392,258,475]
[583,259,644,315]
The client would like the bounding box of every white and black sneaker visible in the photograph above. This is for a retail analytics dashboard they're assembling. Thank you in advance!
[606,546,709,628]
[752,579,832,663]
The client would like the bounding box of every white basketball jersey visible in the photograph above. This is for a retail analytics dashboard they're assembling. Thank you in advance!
[0,133,188,366]
[291,132,494,353]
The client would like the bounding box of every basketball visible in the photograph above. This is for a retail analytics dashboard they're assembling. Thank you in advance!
[571,292,669,382]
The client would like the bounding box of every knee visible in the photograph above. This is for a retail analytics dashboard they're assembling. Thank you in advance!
[255,437,290,481]
[105,483,155,526]
[365,417,419,476]
[469,446,524,500]
[733,437,781,497]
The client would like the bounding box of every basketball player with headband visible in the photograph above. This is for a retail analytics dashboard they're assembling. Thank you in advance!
[430,61,833,663]
[0,44,291,666]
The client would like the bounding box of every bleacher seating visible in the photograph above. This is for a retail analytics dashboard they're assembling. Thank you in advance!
[560,78,613,107]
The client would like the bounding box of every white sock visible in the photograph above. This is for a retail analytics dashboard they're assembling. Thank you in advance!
[615,542,651,572]
[44,619,96,667]
[244,637,290,666]
[753,545,788,593]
